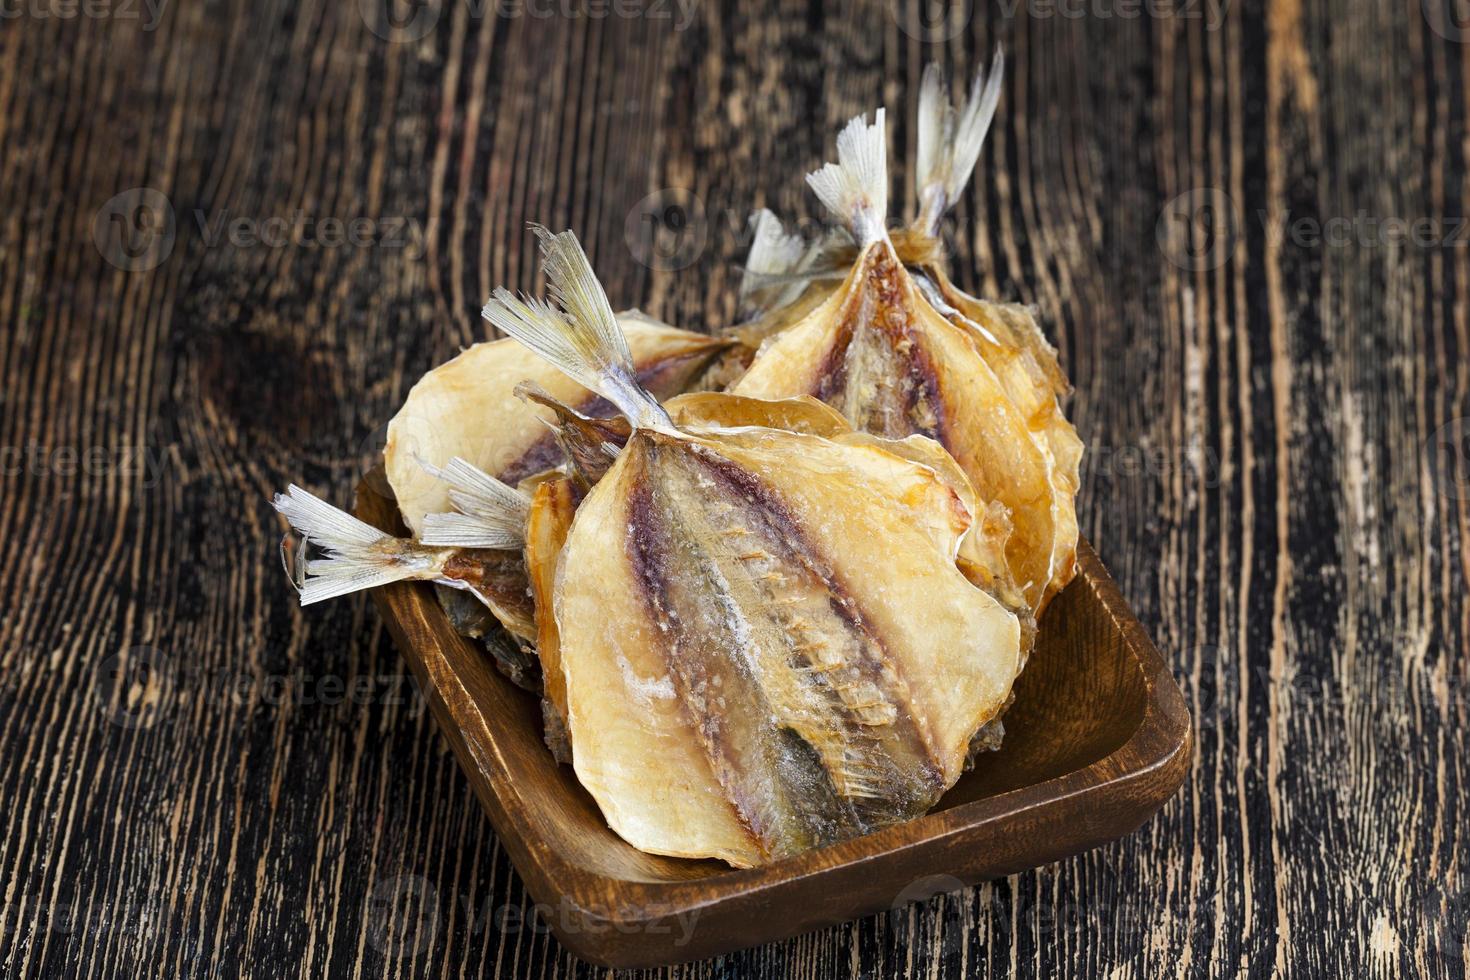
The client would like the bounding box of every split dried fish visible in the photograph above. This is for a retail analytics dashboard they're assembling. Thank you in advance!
[482,226,1022,868]
[385,312,727,534]
[728,71,1078,614]
[273,459,537,643]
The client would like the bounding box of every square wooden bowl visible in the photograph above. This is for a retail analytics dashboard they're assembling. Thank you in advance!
[357,479,1191,969]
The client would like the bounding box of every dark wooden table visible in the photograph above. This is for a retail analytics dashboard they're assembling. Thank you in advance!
[3,0,1467,976]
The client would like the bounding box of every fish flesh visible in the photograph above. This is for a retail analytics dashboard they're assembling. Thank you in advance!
[482,226,1022,867]
[728,75,1077,614]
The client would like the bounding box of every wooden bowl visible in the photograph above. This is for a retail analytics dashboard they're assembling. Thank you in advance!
[357,479,1191,968]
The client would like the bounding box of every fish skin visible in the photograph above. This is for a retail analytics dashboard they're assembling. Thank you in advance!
[732,242,1062,614]
[554,419,1020,868]
[625,434,946,859]
[915,266,1082,611]
[476,224,1023,869]
[524,476,582,762]
[440,549,537,642]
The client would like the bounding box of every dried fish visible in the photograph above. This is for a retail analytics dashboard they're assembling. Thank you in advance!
[272,460,537,643]
[482,226,1022,867]
[728,96,1076,614]
[385,312,727,534]
[907,52,1081,610]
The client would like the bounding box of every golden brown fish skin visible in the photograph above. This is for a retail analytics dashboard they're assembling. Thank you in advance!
[621,432,947,860]
[448,353,713,658]
[387,321,728,534]
[524,476,583,763]
[733,242,1062,614]
[809,247,954,443]
[915,266,1082,611]
[922,266,1071,399]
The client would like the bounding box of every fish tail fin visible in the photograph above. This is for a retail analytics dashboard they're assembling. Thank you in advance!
[417,457,531,549]
[806,108,890,245]
[916,47,1004,235]
[916,62,956,223]
[273,485,444,605]
[740,209,809,307]
[482,225,672,431]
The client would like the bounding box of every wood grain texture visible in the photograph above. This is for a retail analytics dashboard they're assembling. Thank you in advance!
[1,0,1466,977]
